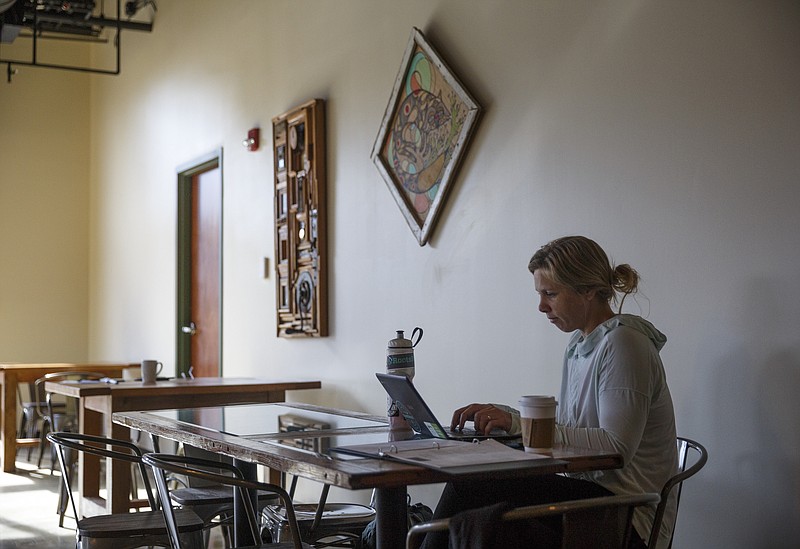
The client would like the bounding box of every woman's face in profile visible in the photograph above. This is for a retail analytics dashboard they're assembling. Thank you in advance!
[533,270,591,334]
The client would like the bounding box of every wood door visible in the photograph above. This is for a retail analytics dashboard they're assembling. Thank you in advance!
[177,151,222,378]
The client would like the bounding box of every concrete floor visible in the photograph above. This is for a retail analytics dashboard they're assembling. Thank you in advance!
[0,457,75,548]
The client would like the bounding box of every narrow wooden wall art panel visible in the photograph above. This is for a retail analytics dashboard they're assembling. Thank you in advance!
[272,99,328,337]
[371,27,482,246]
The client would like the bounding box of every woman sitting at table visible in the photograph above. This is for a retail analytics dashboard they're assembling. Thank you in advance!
[422,236,678,549]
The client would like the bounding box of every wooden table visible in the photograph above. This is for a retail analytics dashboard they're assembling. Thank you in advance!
[46,377,321,517]
[0,362,135,472]
[114,403,623,549]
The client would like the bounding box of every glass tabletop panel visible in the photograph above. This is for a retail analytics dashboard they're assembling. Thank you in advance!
[260,429,409,457]
[147,402,386,436]
[142,402,412,457]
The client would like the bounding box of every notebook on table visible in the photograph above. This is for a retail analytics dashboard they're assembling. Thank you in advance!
[376,372,518,441]
[329,437,551,475]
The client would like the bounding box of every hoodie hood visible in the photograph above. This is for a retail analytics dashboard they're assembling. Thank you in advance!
[568,314,667,359]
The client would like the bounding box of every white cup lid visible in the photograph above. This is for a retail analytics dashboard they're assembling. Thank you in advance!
[518,395,557,406]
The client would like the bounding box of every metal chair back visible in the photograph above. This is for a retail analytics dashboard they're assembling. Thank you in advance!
[47,431,204,549]
[648,436,708,549]
[35,371,106,470]
[48,431,158,518]
[406,493,660,549]
[143,452,310,549]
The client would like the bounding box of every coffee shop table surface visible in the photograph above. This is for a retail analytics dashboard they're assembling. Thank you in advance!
[46,377,322,517]
[0,362,135,473]
[113,402,623,549]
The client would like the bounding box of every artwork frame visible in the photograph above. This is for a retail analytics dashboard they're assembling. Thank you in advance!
[371,27,482,246]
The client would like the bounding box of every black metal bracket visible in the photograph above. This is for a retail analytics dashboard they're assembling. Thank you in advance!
[0,0,154,83]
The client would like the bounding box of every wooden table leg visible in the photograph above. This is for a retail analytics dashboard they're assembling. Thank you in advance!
[107,413,132,514]
[78,397,133,516]
[1,373,18,473]
[78,403,102,517]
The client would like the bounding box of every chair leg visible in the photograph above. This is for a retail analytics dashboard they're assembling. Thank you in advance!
[57,476,68,528]
[181,530,205,549]
[26,419,39,461]
[37,421,50,469]
[26,429,37,461]
[49,442,58,475]
[130,462,141,501]
[18,413,28,439]
[56,447,76,528]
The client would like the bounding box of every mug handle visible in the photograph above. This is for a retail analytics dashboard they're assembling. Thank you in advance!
[156,362,163,375]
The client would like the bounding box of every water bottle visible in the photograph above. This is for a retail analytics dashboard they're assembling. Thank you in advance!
[386,327,423,430]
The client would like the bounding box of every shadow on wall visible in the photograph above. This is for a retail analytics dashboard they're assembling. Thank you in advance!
[690,278,800,548]
[757,350,800,539]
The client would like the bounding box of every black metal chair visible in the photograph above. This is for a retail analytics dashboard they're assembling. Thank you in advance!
[259,413,375,548]
[17,381,43,439]
[143,452,312,548]
[35,371,107,471]
[36,372,108,527]
[47,431,205,549]
[17,380,66,459]
[648,436,708,549]
[165,444,281,548]
[260,476,375,548]
[406,492,660,549]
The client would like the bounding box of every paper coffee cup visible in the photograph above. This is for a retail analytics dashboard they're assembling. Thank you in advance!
[518,395,557,452]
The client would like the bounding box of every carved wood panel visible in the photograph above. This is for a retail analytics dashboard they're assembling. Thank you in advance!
[272,99,327,337]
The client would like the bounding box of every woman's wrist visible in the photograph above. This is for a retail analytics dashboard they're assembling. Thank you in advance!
[491,403,522,435]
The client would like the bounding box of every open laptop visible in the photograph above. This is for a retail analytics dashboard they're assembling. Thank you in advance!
[376,372,517,441]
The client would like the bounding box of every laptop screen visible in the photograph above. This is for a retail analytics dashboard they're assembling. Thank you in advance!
[376,372,448,438]
[376,372,517,441]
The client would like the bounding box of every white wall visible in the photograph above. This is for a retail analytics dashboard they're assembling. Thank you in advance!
[0,53,90,361]
[3,0,798,546]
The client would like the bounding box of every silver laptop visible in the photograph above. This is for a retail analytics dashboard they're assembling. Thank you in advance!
[376,373,517,440]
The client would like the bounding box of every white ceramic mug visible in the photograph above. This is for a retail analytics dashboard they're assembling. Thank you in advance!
[141,360,163,384]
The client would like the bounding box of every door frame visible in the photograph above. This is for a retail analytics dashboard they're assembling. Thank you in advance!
[176,148,223,377]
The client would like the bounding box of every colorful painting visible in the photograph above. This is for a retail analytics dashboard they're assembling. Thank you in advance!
[372,28,481,246]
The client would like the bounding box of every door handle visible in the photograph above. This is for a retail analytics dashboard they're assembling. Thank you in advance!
[182,322,197,335]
